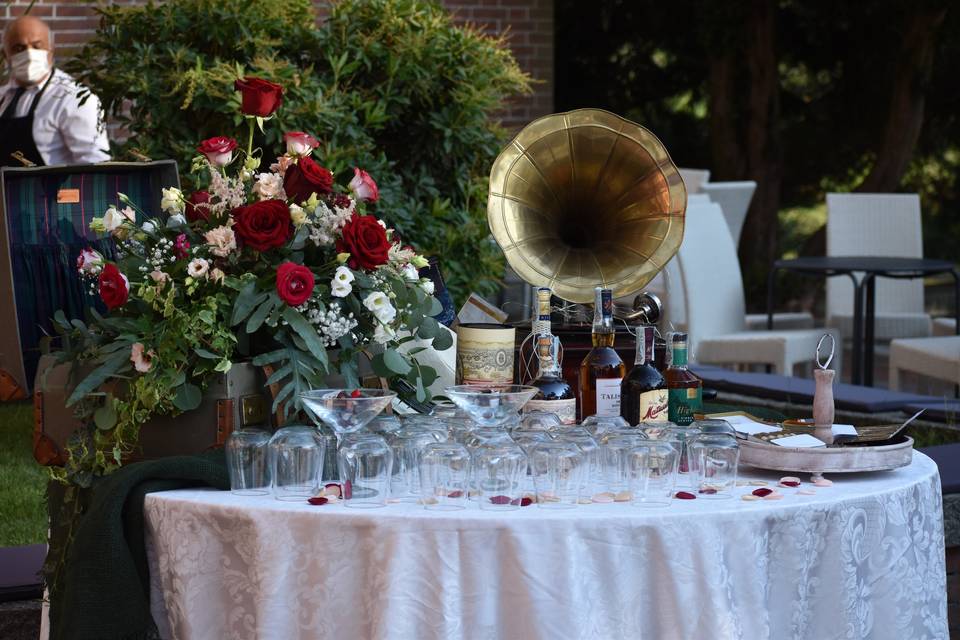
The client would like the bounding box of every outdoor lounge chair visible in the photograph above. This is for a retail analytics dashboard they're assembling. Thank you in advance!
[889,335,960,391]
[678,168,710,194]
[678,201,841,377]
[701,180,757,249]
[826,193,932,342]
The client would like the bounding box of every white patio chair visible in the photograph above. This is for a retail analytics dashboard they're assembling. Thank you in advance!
[934,317,957,337]
[826,193,932,341]
[677,202,841,377]
[679,168,710,194]
[701,180,757,248]
[889,336,960,391]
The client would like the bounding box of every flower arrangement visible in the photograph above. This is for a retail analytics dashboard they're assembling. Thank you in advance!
[53,77,451,481]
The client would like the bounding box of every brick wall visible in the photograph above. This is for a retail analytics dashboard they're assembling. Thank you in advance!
[1,0,554,131]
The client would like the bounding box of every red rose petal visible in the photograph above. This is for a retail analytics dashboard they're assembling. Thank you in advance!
[780,480,800,487]
[675,491,696,500]
[520,497,533,507]
[752,488,774,497]
[308,496,328,505]
[699,487,718,495]
[343,480,352,500]
[447,490,463,498]
[490,495,512,505]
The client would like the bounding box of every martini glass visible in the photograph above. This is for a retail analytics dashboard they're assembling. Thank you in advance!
[300,388,397,498]
[443,384,539,429]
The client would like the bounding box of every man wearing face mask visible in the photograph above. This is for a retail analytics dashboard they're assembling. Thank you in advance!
[1,15,110,167]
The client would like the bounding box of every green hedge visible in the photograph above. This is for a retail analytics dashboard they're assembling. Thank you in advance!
[68,0,530,301]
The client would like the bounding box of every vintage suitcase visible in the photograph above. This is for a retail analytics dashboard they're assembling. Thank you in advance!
[0,161,179,395]
[33,354,273,466]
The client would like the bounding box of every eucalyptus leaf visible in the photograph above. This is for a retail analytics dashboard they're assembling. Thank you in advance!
[427,296,443,317]
[370,352,392,378]
[173,383,203,411]
[66,351,129,406]
[431,328,453,351]
[416,316,439,339]
[383,348,412,375]
[282,307,330,370]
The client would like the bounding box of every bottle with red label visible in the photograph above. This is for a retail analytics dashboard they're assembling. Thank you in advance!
[620,325,669,425]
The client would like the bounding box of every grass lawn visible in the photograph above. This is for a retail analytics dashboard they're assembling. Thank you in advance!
[0,401,49,546]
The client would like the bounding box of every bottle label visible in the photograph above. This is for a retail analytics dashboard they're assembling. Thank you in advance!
[668,387,702,426]
[595,378,623,416]
[638,389,669,423]
[524,398,577,425]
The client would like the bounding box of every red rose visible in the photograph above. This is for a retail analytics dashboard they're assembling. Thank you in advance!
[185,191,211,222]
[234,77,284,117]
[98,263,129,310]
[283,156,333,204]
[232,199,292,252]
[275,262,315,306]
[196,137,237,167]
[335,214,391,270]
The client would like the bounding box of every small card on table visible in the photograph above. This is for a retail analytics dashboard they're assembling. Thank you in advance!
[720,415,782,436]
[770,434,827,448]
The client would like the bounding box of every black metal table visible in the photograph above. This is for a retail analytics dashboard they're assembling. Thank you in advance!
[767,256,960,386]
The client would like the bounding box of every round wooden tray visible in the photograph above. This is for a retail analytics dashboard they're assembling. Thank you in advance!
[739,435,914,477]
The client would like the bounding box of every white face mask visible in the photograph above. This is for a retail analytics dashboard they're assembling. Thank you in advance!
[10,48,51,85]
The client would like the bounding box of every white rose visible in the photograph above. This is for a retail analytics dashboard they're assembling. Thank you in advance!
[289,203,307,226]
[161,187,184,214]
[102,206,124,232]
[187,258,210,278]
[363,291,396,323]
[419,278,435,295]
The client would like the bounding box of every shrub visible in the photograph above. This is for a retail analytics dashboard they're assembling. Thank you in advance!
[67,0,530,301]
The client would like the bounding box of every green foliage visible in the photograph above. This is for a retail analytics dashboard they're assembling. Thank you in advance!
[67,0,530,302]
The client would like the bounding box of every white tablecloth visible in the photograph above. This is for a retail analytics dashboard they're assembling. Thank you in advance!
[145,452,947,640]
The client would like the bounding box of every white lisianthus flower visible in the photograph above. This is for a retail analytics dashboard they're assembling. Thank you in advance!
[166,213,187,229]
[209,268,226,285]
[160,187,184,214]
[373,322,396,345]
[187,258,210,278]
[419,278,435,295]
[411,254,429,269]
[204,225,236,257]
[141,220,157,234]
[102,206,124,232]
[289,203,307,226]
[402,264,419,281]
[363,291,396,323]
[149,270,169,285]
[330,265,354,297]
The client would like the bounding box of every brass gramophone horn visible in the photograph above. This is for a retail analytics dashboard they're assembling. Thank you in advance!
[487,109,687,305]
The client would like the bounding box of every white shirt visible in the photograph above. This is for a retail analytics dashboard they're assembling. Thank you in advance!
[0,69,111,166]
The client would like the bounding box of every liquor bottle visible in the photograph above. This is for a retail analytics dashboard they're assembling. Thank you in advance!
[519,286,555,384]
[665,332,702,426]
[525,334,576,424]
[578,287,626,420]
[620,326,669,425]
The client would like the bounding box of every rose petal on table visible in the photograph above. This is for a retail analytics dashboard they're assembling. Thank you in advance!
[749,480,769,486]
[614,491,633,502]
[447,490,464,498]
[797,489,817,496]
[592,494,615,503]
[420,497,439,505]
[741,494,761,501]
[520,497,534,507]
[307,496,328,506]
[674,491,696,500]
[779,476,801,487]
[762,492,784,500]
[577,497,593,505]
[813,478,834,487]
[752,487,774,497]
[699,487,718,495]
[490,495,512,505]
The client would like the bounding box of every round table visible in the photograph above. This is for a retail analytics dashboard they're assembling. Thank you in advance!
[145,453,947,640]
[767,256,959,386]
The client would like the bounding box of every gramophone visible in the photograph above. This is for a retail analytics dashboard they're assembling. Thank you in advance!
[486,109,687,380]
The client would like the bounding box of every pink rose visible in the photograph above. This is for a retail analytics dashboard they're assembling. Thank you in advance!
[348,168,379,203]
[284,132,319,157]
[76,247,103,274]
[196,137,238,167]
[130,342,155,373]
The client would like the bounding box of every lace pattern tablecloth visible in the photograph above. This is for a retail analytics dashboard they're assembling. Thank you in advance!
[145,452,947,640]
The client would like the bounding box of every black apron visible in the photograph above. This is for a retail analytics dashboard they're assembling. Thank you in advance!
[0,70,54,167]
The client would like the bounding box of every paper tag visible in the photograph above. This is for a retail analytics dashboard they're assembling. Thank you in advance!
[457,293,508,325]
[771,434,827,448]
[595,378,622,417]
[57,188,81,204]
[721,415,782,436]
[525,398,576,424]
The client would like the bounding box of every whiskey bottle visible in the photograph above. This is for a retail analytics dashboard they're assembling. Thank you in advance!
[578,287,626,420]
[665,332,702,426]
[519,286,555,384]
[525,334,576,424]
[620,326,669,425]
